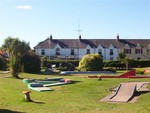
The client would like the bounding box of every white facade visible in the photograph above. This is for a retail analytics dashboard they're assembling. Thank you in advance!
[35,43,118,60]
[34,35,150,61]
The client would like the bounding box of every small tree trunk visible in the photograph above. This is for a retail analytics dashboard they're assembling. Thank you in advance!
[126,62,128,70]
[11,70,19,78]
[11,58,20,78]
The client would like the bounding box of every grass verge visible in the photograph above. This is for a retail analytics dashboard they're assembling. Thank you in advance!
[0,72,150,113]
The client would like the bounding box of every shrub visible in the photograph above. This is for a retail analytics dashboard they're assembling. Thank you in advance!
[21,53,41,73]
[41,56,48,68]
[103,67,116,73]
[78,54,103,71]
[0,57,9,70]
[58,62,75,71]
[47,60,79,68]
[103,60,150,69]
[136,70,145,75]
[104,60,124,69]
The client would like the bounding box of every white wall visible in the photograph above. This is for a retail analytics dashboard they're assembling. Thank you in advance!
[105,44,118,60]
[35,44,118,60]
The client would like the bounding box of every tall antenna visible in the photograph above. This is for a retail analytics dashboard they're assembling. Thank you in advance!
[76,20,82,36]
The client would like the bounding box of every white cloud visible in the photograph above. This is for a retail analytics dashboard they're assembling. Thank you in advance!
[16,5,32,10]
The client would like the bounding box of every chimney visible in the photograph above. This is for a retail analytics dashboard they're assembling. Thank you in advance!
[50,34,53,40]
[79,35,81,40]
[116,33,119,41]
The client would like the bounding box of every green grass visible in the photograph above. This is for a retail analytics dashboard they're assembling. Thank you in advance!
[1,72,150,113]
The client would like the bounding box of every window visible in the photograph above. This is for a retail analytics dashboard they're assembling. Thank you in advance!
[86,49,90,54]
[124,49,131,54]
[135,49,143,54]
[56,48,60,55]
[41,49,45,55]
[110,49,113,55]
[98,49,102,55]
[71,49,75,55]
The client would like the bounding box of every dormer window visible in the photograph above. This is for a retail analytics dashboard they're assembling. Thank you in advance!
[98,49,102,55]
[86,49,90,54]
[124,49,131,54]
[56,48,60,55]
[135,49,143,54]
[41,49,45,55]
[71,49,75,55]
[110,49,113,55]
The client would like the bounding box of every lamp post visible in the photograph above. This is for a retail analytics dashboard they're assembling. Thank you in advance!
[76,20,82,60]
[49,34,53,60]
[49,38,50,60]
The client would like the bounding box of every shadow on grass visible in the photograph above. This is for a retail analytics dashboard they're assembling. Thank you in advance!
[134,91,150,97]
[0,109,24,113]
[31,100,45,104]
[71,80,81,84]
[22,99,45,104]
[129,91,150,102]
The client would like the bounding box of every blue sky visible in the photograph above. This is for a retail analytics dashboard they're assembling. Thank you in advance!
[0,0,150,48]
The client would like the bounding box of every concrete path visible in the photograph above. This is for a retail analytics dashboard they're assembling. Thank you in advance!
[109,83,136,102]
[101,82,150,103]
[108,82,150,102]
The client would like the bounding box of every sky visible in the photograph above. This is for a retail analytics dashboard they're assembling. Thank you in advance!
[0,0,150,48]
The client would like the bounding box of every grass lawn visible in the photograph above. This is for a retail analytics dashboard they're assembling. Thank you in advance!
[0,72,150,113]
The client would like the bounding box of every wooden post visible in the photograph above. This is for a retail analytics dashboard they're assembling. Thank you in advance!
[23,91,31,102]
[98,75,102,81]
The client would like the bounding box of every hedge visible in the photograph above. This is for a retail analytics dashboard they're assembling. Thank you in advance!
[47,60,80,68]
[104,60,150,68]
[46,60,150,69]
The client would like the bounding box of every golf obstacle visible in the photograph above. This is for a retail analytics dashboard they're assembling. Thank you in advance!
[88,69,150,78]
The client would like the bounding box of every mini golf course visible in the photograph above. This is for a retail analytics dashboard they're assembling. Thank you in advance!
[23,77,72,92]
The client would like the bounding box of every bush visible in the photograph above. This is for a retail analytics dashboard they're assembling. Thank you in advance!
[21,53,41,73]
[58,62,75,71]
[78,54,103,71]
[103,67,116,73]
[41,56,48,68]
[136,70,145,75]
[45,60,79,68]
[0,57,9,70]
[103,60,150,69]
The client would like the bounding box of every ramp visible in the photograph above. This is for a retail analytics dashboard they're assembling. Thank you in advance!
[109,83,136,102]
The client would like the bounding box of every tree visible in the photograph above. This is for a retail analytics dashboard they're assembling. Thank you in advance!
[117,52,129,70]
[117,52,126,61]
[78,54,103,71]
[1,37,30,78]
[41,56,48,68]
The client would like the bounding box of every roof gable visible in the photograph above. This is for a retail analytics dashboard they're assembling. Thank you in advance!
[54,43,61,49]
[86,44,91,49]
[108,44,115,49]
[136,44,142,48]
[97,44,103,49]
[124,44,131,49]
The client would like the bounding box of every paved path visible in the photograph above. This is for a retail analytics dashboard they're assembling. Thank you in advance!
[108,82,150,102]
[109,83,136,102]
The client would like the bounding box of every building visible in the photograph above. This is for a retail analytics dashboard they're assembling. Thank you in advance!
[0,50,8,58]
[34,35,150,60]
